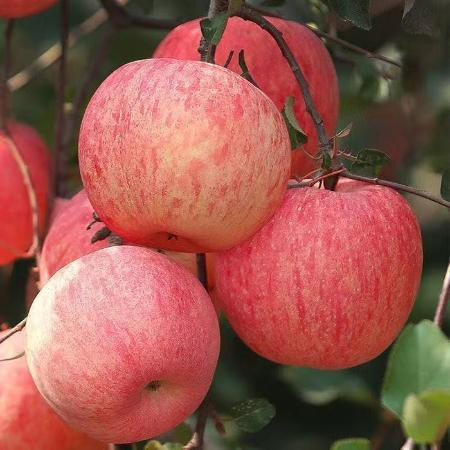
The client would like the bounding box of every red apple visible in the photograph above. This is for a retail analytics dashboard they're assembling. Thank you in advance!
[153,17,339,176]
[26,246,220,443]
[79,58,290,253]
[0,330,107,449]
[0,122,50,265]
[39,190,200,286]
[214,179,423,369]
[0,0,57,18]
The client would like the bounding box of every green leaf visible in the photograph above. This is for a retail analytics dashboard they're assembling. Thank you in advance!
[441,170,449,201]
[238,50,258,87]
[229,398,276,432]
[281,97,308,150]
[350,148,390,177]
[403,390,450,443]
[200,12,230,45]
[330,438,371,450]
[402,0,439,37]
[280,367,373,405]
[382,320,450,417]
[328,0,371,30]
[322,152,332,170]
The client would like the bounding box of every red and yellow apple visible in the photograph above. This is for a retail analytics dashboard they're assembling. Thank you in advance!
[0,122,50,265]
[154,17,339,176]
[0,0,58,18]
[79,58,290,253]
[214,179,423,369]
[26,246,220,443]
[0,330,107,449]
[39,189,200,286]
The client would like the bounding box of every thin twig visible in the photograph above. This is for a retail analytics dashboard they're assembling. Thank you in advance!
[63,26,115,164]
[237,5,332,155]
[184,395,212,450]
[340,172,450,208]
[99,0,179,30]
[401,438,414,450]
[0,20,14,130]
[54,0,70,198]
[0,318,27,346]
[7,1,131,92]
[434,264,450,328]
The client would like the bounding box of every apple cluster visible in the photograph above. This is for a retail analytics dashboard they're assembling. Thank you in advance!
[1,14,423,448]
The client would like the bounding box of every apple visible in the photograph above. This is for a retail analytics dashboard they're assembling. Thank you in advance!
[214,179,423,369]
[79,58,291,253]
[26,245,220,443]
[39,190,200,286]
[153,17,339,177]
[0,0,57,18]
[0,330,107,449]
[0,121,50,265]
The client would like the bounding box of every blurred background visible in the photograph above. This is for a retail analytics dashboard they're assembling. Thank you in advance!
[0,1,449,449]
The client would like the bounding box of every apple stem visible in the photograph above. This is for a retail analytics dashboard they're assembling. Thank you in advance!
[183,394,212,450]
[53,0,70,199]
[0,19,14,132]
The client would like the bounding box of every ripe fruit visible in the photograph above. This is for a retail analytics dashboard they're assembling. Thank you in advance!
[39,190,199,285]
[0,122,50,265]
[0,0,57,18]
[153,17,339,176]
[214,179,423,369]
[0,330,107,450]
[79,58,290,252]
[26,246,220,443]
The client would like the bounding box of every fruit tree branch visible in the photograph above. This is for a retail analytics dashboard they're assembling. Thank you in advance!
[236,5,332,155]
[0,20,14,131]
[0,318,27,346]
[433,263,450,328]
[340,172,450,209]
[54,0,70,198]
[244,3,401,69]
[99,0,179,30]
[184,394,212,450]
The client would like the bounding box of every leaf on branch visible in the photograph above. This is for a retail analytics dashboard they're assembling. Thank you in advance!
[402,389,450,443]
[440,169,449,201]
[335,122,353,139]
[402,0,440,37]
[200,12,230,46]
[282,97,308,150]
[279,366,373,406]
[381,320,450,417]
[238,50,259,88]
[322,151,332,170]
[228,398,276,432]
[330,438,371,450]
[328,0,371,30]
[350,148,390,177]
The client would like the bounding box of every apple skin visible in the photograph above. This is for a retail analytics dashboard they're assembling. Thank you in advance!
[214,179,423,369]
[26,246,220,443]
[0,122,50,265]
[153,17,339,177]
[0,0,57,18]
[79,58,290,253]
[39,190,200,286]
[0,330,107,450]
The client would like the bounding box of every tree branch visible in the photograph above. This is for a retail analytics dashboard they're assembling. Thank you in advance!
[340,172,450,208]
[0,317,27,346]
[99,0,179,30]
[433,264,450,328]
[0,20,14,131]
[237,5,332,156]
[183,394,212,450]
[54,0,70,198]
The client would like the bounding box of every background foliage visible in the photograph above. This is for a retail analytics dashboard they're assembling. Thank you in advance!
[0,1,449,449]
